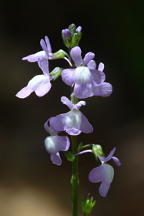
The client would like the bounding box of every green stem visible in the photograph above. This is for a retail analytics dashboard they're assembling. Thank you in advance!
[71,135,79,216]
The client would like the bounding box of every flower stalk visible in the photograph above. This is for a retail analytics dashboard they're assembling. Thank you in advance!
[71,135,79,216]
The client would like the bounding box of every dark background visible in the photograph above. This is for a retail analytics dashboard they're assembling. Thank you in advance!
[0,0,144,215]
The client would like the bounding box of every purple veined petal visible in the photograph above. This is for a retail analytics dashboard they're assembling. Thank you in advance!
[98,62,104,72]
[89,165,105,183]
[57,136,70,151]
[61,96,73,110]
[92,70,106,84]
[74,100,86,109]
[87,60,96,70]
[45,135,70,153]
[80,112,93,134]
[93,82,113,97]
[45,36,52,54]
[49,114,65,132]
[65,128,81,136]
[38,59,49,75]
[16,86,33,99]
[70,46,83,67]
[88,164,114,184]
[62,110,82,136]
[35,81,52,97]
[74,83,93,99]
[50,152,62,166]
[99,181,111,197]
[74,66,92,84]
[40,38,48,55]
[22,51,47,62]
[104,147,116,163]
[61,69,75,86]
[83,52,95,66]
[27,74,51,97]
[112,156,121,166]
[44,119,57,135]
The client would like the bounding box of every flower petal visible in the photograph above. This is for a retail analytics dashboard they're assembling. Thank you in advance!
[87,60,96,70]
[40,36,52,56]
[98,62,104,72]
[28,75,49,90]
[45,36,52,53]
[70,46,82,67]
[16,86,33,99]
[22,51,47,62]
[74,66,91,84]
[62,69,75,86]
[88,164,114,184]
[50,152,62,166]
[38,59,49,75]
[99,181,111,197]
[61,96,73,110]
[80,112,93,134]
[35,81,51,97]
[83,52,95,65]
[45,135,70,153]
[74,83,93,99]
[104,147,116,163]
[75,101,86,109]
[49,115,65,132]
[93,82,112,97]
[112,156,121,166]
[92,70,105,84]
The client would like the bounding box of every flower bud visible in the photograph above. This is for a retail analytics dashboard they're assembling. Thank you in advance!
[53,49,68,59]
[82,195,96,215]
[62,29,72,39]
[92,144,104,158]
[50,67,62,80]
[76,26,82,33]
[62,24,82,48]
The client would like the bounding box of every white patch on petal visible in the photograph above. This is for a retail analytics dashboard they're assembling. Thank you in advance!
[63,110,82,130]
[75,66,91,84]
[28,75,50,90]
[45,136,57,153]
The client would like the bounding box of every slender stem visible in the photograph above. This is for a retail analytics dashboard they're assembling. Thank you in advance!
[71,135,79,216]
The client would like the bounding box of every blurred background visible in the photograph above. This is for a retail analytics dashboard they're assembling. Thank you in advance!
[0,0,144,215]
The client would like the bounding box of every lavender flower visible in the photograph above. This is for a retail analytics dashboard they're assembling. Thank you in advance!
[22,36,53,63]
[16,59,52,98]
[44,122,70,166]
[45,96,93,136]
[88,147,121,197]
[62,46,112,99]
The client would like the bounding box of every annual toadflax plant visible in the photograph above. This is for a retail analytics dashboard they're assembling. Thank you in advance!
[16,24,121,216]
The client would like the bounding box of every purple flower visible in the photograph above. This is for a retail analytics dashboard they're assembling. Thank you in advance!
[44,121,70,166]
[62,46,112,99]
[88,147,121,197]
[16,59,52,98]
[22,36,53,63]
[45,96,93,136]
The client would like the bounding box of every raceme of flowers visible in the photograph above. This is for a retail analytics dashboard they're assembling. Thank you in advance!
[16,24,120,201]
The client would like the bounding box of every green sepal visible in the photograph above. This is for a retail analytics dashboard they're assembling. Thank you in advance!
[62,37,71,48]
[53,49,68,59]
[64,151,75,162]
[68,24,76,34]
[50,67,62,80]
[82,195,96,215]
[92,144,104,159]
[70,32,82,48]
